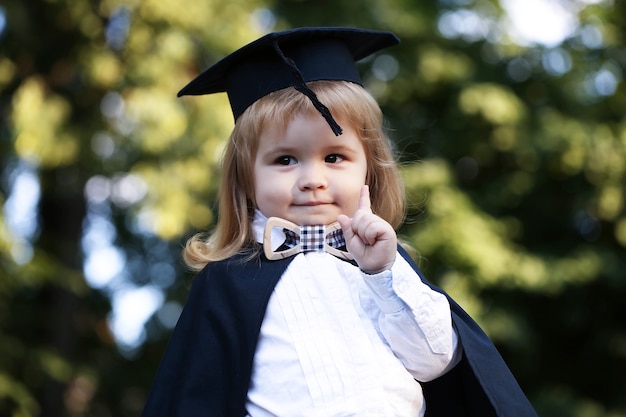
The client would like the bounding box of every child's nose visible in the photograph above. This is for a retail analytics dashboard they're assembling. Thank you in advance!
[299,163,327,190]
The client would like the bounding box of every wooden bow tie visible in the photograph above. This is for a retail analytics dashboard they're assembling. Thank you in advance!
[263,217,353,261]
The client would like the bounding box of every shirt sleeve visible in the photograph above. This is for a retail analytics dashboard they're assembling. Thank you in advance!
[361,253,462,382]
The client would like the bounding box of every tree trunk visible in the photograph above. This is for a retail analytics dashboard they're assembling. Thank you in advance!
[36,166,87,417]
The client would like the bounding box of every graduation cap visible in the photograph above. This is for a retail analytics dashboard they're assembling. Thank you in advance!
[177,27,400,135]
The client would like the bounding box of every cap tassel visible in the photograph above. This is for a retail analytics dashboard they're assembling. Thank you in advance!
[272,40,343,136]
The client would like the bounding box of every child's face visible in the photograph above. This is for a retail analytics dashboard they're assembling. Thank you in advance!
[254,112,367,226]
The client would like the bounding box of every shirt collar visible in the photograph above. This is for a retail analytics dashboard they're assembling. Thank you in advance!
[253,210,285,251]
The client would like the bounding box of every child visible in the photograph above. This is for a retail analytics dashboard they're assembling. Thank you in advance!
[141,27,537,417]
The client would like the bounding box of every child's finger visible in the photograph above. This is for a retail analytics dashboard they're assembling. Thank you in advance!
[359,185,372,212]
[337,214,352,237]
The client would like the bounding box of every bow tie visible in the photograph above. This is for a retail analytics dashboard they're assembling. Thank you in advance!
[263,217,353,261]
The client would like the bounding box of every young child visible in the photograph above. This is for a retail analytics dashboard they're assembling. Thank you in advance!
[141,27,537,417]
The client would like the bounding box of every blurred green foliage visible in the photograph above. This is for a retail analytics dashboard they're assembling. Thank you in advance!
[1,0,625,416]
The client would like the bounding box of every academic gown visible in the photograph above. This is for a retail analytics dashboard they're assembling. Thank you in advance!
[141,245,538,417]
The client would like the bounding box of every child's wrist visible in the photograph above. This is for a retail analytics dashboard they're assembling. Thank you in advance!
[360,257,395,275]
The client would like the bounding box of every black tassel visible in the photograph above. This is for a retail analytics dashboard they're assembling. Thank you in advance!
[272,40,343,136]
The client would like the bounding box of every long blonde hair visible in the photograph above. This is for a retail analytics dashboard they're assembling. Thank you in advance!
[183,80,405,271]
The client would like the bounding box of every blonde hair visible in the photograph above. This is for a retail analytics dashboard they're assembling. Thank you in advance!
[183,80,406,271]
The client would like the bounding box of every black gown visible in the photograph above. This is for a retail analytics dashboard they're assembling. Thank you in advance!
[141,246,538,417]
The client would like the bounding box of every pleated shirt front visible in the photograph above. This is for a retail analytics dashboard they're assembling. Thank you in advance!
[246,213,460,417]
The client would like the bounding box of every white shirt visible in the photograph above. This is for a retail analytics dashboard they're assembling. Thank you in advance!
[246,213,460,417]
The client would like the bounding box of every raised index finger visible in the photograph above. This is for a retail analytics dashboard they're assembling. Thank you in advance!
[359,185,372,212]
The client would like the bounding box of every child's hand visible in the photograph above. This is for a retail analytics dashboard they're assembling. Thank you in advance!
[337,185,397,274]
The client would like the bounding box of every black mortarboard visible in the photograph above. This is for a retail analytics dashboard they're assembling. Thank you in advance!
[177,27,400,135]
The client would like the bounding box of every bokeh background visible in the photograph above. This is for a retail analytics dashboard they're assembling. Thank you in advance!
[1,0,625,415]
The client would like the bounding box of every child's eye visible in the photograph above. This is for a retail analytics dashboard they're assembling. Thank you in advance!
[325,154,344,163]
[276,155,297,165]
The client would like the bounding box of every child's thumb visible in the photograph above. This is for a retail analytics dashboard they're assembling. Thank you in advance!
[337,214,353,239]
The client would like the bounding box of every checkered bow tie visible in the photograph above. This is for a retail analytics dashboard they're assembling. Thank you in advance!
[263,217,353,261]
